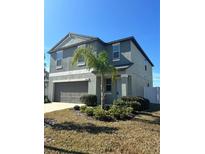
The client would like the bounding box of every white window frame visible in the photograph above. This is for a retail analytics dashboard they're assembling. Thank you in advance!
[112,43,120,61]
[56,50,63,69]
[77,44,86,66]
[77,57,85,66]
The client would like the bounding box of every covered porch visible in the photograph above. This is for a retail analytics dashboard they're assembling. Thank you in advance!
[96,70,132,104]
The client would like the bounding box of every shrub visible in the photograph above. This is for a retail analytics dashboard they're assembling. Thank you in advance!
[85,107,94,116]
[120,96,150,111]
[44,96,51,103]
[113,99,127,107]
[113,99,139,111]
[80,95,97,106]
[93,106,113,121]
[140,98,150,110]
[93,106,106,119]
[80,105,87,113]
[109,105,133,120]
[104,104,111,111]
[122,106,133,119]
[73,105,80,110]
[127,101,141,112]
[109,105,122,120]
[125,107,134,114]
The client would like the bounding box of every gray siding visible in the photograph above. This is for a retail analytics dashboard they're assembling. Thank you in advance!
[106,40,132,66]
[50,39,133,74]
[48,72,98,102]
[126,41,153,97]
[50,41,105,73]
[48,35,153,103]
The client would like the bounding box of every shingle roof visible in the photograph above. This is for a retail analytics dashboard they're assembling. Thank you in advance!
[114,62,134,70]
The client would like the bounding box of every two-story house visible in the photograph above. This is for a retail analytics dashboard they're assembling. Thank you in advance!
[48,33,153,104]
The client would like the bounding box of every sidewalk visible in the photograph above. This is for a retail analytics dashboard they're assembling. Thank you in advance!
[44,102,84,113]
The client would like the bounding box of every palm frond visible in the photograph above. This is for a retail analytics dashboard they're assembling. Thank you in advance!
[72,47,98,70]
[72,48,117,78]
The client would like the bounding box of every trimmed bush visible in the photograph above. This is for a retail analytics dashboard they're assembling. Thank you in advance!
[127,101,141,112]
[44,96,51,103]
[85,107,94,116]
[80,103,135,121]
[108,105,122,120]
[73,105,80,110]
[121,96,150,111]
[113,99,140,112]
[109,105,133,120]
[80,95,97,106]
[93,106,113,121]
[80,105,87,113]
[113,99,127,107]
[125,107,134,114]
[104,104,111,111]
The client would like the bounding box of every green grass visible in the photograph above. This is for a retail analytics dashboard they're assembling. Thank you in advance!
[44,105,160,154]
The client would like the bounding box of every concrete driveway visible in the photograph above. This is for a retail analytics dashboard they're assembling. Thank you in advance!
[44,102,85,113]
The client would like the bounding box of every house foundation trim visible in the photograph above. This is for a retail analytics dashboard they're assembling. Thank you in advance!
[53,78,90,83]
[121,74,129,78]
[50,69,93,77]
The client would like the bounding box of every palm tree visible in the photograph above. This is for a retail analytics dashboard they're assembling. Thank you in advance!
[71,47,117,108]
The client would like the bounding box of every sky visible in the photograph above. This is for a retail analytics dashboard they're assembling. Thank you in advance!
[44,0,160,86]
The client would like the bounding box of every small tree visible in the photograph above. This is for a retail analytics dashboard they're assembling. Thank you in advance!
[72,47,117,108]
[44,54,48,89]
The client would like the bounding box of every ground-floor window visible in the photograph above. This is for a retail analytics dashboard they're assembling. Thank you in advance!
[105,78,112,92]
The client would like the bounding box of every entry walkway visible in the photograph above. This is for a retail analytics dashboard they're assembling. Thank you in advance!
[44,102,84,113]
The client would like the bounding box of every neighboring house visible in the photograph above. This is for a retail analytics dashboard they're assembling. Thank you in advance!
[44,69,49,96]
[48,32,153,104]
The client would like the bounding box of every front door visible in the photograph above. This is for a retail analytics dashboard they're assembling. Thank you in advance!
[116,78,122,99]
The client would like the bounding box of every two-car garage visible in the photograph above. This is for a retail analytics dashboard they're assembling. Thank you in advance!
[54,81,88,103]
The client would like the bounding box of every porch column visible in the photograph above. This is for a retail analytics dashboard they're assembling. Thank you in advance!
[121,74,128,96]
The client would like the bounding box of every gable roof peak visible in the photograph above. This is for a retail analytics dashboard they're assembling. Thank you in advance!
[68,32,97,39]
[49,32,98,52]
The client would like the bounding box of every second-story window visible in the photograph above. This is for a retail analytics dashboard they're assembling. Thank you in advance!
[77,44,86,66]
[78,56,85,66]
[112,43,120,61]
[144,59,147,71]
[56,50,63,68]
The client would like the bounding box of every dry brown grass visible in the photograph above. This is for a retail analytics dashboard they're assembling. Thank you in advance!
[44,108,160,154]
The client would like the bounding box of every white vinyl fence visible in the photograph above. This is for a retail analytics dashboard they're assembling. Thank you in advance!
[144,87,160,104]
[44,80,49,97]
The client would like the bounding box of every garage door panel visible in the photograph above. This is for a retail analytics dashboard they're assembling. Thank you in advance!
[54,81,88,103]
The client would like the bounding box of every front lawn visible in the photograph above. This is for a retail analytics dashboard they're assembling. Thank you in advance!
[44,104,160,154]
